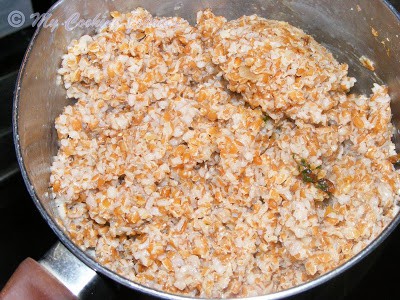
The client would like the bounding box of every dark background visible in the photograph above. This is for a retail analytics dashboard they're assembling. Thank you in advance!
[0,1,400,299]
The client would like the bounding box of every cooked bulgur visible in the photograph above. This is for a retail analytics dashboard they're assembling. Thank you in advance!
[50,8,400,298]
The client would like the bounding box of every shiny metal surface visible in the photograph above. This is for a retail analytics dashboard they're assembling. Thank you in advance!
[39,242,98,298]
[13,0,400,299]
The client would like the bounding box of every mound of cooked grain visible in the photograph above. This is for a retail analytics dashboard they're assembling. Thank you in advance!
[50,8,400,298]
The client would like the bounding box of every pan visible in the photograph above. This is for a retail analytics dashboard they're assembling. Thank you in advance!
[2,0,400,299]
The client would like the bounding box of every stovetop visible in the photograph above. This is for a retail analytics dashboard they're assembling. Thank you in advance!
[1,2,400,299]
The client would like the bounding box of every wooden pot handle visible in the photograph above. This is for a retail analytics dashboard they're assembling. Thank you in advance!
[0,258,77,300]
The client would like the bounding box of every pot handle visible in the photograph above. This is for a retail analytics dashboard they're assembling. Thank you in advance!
[0,242,112,300]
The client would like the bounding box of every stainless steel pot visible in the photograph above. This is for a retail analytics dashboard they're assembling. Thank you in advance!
[5,0,400,299]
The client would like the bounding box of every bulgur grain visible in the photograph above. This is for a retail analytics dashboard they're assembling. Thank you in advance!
[50,8,400,298]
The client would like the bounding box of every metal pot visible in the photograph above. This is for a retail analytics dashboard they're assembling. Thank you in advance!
[3,0,400,299]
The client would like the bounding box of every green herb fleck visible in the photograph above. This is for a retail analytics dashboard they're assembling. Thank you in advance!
[294,156,335,195]
[300,158,310,168]
[316,178,335,194]
[263,114,271,122]
[301,169,317,183]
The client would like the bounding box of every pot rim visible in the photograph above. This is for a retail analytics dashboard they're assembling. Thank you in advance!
[13,0,400,299]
